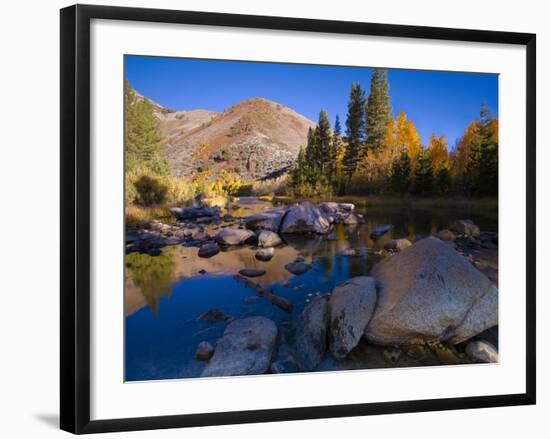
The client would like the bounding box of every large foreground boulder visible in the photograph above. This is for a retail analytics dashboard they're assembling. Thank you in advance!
[215,228,257,245]
[201,317,278,377]
[293,296,330,370]
[366,237,498,346]
[244,208,288,232]
[280,202,331,234]
[329,277,377,359]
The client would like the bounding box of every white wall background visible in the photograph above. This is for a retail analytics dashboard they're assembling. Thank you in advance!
[0,0,546,437]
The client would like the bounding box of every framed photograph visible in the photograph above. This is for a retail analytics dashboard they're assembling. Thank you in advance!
[60,4,536,434]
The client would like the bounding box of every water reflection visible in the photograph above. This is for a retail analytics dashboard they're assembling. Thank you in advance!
[125,203,497,381]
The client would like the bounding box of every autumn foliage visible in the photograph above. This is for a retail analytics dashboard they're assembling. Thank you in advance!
[291,68,498,198]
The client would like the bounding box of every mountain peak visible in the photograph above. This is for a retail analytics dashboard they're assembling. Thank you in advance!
[156,97,315,181]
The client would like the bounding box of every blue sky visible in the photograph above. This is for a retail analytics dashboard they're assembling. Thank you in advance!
[125,55,498,148]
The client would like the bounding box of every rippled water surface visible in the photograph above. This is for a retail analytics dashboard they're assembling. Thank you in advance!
[125,201,497,381]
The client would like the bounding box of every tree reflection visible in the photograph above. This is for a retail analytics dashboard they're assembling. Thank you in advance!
[126,250,175,315]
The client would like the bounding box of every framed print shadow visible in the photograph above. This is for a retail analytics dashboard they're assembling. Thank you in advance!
[60,4,536,434]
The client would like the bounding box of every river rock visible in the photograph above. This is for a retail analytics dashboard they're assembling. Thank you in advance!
[258,230,282,247]
[195,341,214,361]
[197,241,220,258]
[437,229,456,241]
[280,202,331,234]
[170,205,220,221]
[370,224,394,240]
[366,237,498,346]
[244,208,288,232]
[384,238,412,252]
[329,277,377,359]
[192,230,209,241]
[201,317,278,377]
[450,219,481,237]
[343,213,364,225]
[215,228,257,245]
[239,268,266,278]
[255,247,274,261]
[285,260,312,275]
[294,296,330,370]
[466,340,499,363]
[318,202,355,224]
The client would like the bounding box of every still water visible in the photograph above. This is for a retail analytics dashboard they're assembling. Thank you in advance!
[125,203,497,381]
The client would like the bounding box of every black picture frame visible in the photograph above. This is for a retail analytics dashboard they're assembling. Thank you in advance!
[60,4,536,434]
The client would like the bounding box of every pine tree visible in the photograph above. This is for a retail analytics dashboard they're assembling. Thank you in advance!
[344,83,366,179]
[124,79,169,176]
[366,68,392,151]
[414,149,434,196]
[435,166,451,195]
[334,115,342,137]
[465,105,498,196]
[317,109,332,174]
[305,126,318,166]
[388,149,411,193]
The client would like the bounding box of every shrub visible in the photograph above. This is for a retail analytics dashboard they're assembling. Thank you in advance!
[134,174,168,206]
[165,176,196,204]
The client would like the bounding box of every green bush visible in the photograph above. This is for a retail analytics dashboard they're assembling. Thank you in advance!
[134,174,168,206]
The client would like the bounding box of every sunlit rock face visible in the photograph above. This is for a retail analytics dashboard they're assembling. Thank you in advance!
[366,237,498,346]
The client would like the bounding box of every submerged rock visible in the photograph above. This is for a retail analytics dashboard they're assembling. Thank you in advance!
[195,341,214,361]
[215,228,257,245]
[258,230,282,247]
[255,247,274,261]
[244,208,288,232]
[450,220,481,237]
[329,277,377,359]
[238,268,266,278]
[294,296,330,370]
[198,308,225,323]
[339,247,368,257]
[285,259,312,275]
[201,317,278,377]
[233,274,293,312]
[466,340,499,363]
[280,202,331,234]
[370,224,394,240]
[384,238,412,252]
[366,237,498,346]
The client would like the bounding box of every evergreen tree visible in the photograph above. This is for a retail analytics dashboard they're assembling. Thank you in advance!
[305,126,319,166]
[388,149,411,193]
[317,109,332,174]
[465,105,498,196]
[334,115,342,137]
[124,79,169,176]
[344,83,366,179]
[414,149,434,196]
[366,68,392,151]
[435,166,451,195]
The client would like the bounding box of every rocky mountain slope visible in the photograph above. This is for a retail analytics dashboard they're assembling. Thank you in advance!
[149,96,315,181]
